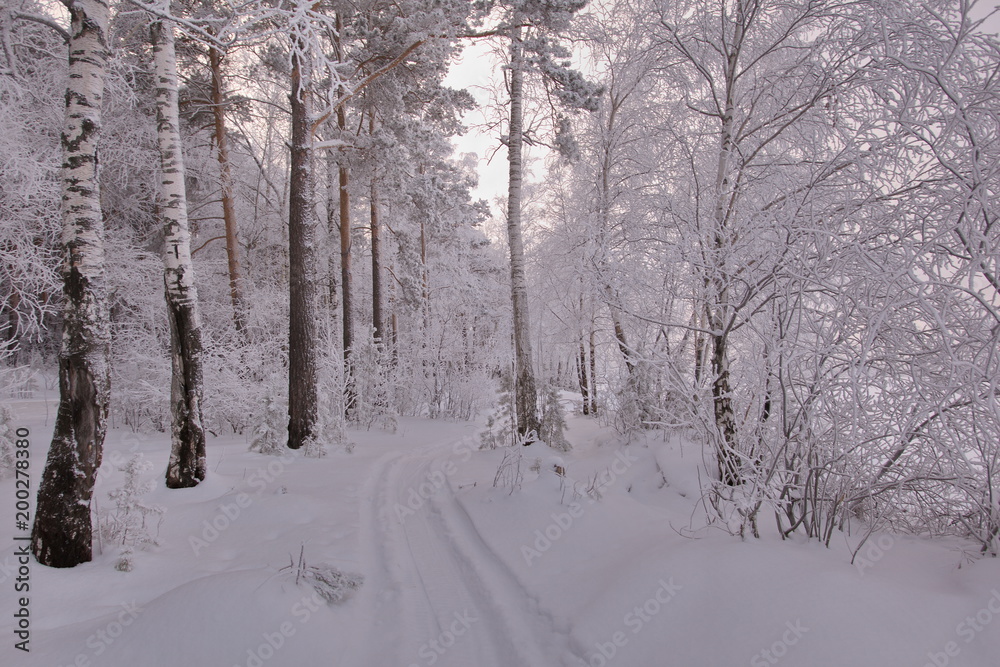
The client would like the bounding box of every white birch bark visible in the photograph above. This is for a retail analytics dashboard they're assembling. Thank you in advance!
[506,24,541,440]
[32,0,112,567]
[708,1,745,486]
[150,10,207,487]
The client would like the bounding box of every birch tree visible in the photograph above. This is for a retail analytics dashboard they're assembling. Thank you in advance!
[490,0,600,440]
[651,0,878,485]
[150,5,207,487]
[32,0,112,567]
[505,20,539,439]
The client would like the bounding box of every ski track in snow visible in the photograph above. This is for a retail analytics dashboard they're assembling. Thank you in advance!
[346,439,585,667]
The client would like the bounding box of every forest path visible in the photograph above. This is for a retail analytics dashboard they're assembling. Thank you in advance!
[341,437,583,667]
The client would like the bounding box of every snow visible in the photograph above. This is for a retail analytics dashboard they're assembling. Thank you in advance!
[2,392,999,667]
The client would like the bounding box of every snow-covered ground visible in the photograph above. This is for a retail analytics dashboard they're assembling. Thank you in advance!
[2,392,999,667]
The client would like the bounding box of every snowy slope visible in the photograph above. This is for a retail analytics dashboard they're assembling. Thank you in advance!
[2,394,999,667]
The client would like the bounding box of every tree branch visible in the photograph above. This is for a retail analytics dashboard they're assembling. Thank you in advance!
[311,38,427,136]
[11,10,70,43]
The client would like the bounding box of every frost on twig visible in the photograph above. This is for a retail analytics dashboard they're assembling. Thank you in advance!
[98,453,164,570]
[280,545,363,604]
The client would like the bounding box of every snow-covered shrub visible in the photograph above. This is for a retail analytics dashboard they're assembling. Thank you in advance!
[317,348,354,454]
[202,328,287,436]
[347,330,397,432]
[538,382,570,452]
[1,366,40,400]
[480,374,517,450]
[106,240,171,433]
[250,390,287,455]
[0,404,16,478]
[493,437,533,493]
[302,435,327,459]
[281,546,362,604]
[98,453,164,569]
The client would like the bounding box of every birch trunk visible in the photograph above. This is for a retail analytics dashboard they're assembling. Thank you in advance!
[578,337,590,415]
[32,0,111,567]
[709,2,745,486]
[590,320,597,415]
[151,14,207,488]
[287,40,320,449]
[506,25,540,440]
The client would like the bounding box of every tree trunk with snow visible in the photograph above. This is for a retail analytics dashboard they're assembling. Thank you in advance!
[208,42,247,337]
[709,3,744,486]
[370,113,383,343]
[287,40,320,449]
[505,26,541,440]
[578,337,590,415]
[32,0,111,568]
[335,13,356,417]
[337,104,356,416]
[590,320,597,415]
[151,13,207,488]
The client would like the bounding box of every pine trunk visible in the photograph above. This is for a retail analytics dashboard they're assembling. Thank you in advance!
[330,13,355,416]
[506,26,540,441]
[338,107,356,416]
[151,14,207,488]
[287,43,320,449]
[338,118,352,359]
[326,149,340,328]
[208,43,247,337]
[32,0,111,568]
[370,115,383,342]
[419,212,430,331]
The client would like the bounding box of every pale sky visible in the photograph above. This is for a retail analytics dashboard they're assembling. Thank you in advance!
[447,2,1000,204]
[444,39,513,206]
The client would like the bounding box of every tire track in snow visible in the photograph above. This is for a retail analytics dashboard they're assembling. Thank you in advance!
[428,467,588,667]
[347,439,585,667]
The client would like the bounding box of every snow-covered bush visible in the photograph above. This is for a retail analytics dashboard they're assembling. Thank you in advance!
[281,546,363,604]
[347,330,397,432]
[106,240,171,434]
[538,382,570,452]
[480,373,517,450]
[250,390,287,455]
[493,448,521,492]
[98,453,164,570]
[0,404,16,478]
